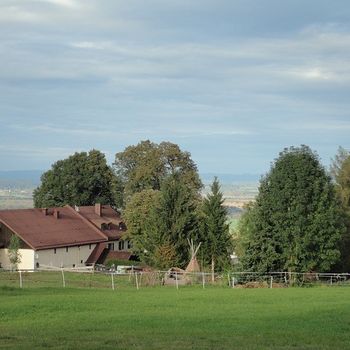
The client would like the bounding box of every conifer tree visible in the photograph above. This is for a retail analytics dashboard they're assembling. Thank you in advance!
[237,146,345,273]
[155,172,199,267]
[124,172,199,268]
[201,177,232,279]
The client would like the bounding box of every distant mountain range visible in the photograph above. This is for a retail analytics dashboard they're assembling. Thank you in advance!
[0,170,260,188]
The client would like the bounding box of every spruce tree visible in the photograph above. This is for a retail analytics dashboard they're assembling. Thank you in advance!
[237,145,345,273]
[201,177,232,278]
[155,172,199,268]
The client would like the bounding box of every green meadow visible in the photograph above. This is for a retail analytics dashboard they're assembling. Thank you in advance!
[1,286,350,349]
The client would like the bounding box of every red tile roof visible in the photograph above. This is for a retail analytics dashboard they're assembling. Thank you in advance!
[77,205,126,240]
[0,205,125,250]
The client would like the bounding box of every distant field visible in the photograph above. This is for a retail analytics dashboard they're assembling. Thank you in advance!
[0,188,34,209]
[1,286,350,349]
[0,181,257,210]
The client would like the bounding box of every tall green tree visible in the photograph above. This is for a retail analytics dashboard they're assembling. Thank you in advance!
[237,145,345,273]
[34,150,116,208]
[201,178,232,279]
[124,173,199,269]
[330,146,350,271]
[114,140,202,206]
[155,172,199,268]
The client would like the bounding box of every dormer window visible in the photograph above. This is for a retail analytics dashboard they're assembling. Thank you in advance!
[101,222,112,230]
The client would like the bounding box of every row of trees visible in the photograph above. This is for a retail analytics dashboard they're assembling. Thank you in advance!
[33,141,232,273]
[33,141,350,273]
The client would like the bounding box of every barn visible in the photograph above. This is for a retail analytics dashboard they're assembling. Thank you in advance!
[0,204,131,270]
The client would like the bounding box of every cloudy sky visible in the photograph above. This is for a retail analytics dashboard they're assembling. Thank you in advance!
[1,0,350,175]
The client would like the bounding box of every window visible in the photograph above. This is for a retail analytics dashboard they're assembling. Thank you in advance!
[127,241,132,249]
[80,260,83,264]
[72,264,75,268]
[108,243,115,251]
[89,244,92,250]
[54,248,57,254]
[66,247,68,253]
[118,241,124,251]
[36,262,40,268]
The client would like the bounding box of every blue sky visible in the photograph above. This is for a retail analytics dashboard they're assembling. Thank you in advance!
[1,0,350,175]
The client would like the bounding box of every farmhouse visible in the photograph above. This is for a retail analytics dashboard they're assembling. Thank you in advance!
[0,204,132,270]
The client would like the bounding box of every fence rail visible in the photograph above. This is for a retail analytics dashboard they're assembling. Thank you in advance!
[0,269,349,290]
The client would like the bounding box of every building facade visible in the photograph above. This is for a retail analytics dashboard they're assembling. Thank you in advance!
[0,204,131,270]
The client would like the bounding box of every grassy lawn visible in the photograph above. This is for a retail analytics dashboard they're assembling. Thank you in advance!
[1,286,350,349]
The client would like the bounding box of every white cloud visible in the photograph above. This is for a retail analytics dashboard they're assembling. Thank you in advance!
[0,6,42,23]
[70,41,113,50]
[38,0,79,8]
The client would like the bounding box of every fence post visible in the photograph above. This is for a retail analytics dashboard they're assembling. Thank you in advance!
[232,277,235,288]
[175,272,179,290]
[19,270,23,288]
[202,272,205,289]
[135,273,139,290]
[270,276,273,289]
[111,273,115,291]
[61,269,66,288]
[330,276,333,286]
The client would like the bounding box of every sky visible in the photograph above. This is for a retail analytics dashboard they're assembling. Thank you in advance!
[1,0,350,175]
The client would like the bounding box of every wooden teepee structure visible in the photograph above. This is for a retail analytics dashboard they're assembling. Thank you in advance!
[185,239,201,273]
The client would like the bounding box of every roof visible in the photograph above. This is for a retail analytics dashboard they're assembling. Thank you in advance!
[77,205,126,240]
[0,205,125,250]
[85,242,108,265]
[105,251,135,261]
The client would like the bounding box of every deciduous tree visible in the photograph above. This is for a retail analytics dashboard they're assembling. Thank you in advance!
[34,150,116,208]
[8,235,21,271]
[331,146,350,271]
[114,140,202,206]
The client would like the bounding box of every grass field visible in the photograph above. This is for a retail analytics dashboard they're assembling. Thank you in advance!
[1,286,350,349]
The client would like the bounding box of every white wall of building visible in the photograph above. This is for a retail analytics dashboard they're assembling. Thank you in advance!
[0,248,35,270]
[36,244,97,268]
[0,241,130,270]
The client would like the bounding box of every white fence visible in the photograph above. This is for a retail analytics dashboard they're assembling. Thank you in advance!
[0,268,349,290]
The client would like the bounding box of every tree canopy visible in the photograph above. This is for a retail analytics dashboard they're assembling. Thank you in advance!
[236,145,345,273]
[331,147,350,215]
[114,140,202,207]
[33,150,116,208]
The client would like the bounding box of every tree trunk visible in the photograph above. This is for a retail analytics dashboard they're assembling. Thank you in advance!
[211,256,215,283]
